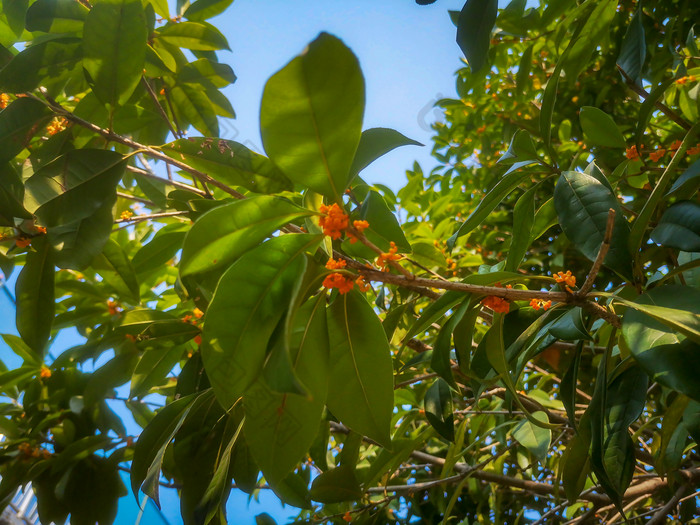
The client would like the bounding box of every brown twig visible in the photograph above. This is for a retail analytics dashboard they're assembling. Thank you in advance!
[617,65,692,131]
[647,483,689,525]
[116,211,190,223]
[116,191,155,207]
[141,77,179,139]
[577,208,615,296]
[126,165,208,196]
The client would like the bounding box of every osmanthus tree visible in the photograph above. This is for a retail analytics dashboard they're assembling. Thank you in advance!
[0,0,699,522]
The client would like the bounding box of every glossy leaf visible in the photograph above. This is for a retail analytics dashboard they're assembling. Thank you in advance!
[179,196,313,277]
[505,185,535,271]
[424,378,454,442]
[650,201,700,252]
[25,0,88,33]
[616,7,646,84]
[0,162,31,225]
[348,127,422,180]
[498,129,539,165]
[456,0,497,73]
[183,0,235,22]
[245,295,329,485]
[92,238,140,304]
[261,32,364,201]
[579,106,626,148]
[15,238,54,358]
[356,190,411,253]
[202,234,322,408]
[162,138,291,194]
[157,21,230,51]
[83,0,147,107]
[309,465,362,503]
[131,226,186,275]
[0,98,52,163]
[326,291,393,448]
[553,171,632,277]
[512,411,551,460]
[621,286,700,401]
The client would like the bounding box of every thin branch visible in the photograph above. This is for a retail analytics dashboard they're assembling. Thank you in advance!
[116,211,190,223]
[141,77,179,139]
[577,208,615,296]
[116,191,155,207]
[617,65,692,131]
[126,165,207,196]
[647,483,688,525]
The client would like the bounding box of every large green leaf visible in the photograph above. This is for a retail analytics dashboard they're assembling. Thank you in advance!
[650,201,700,252]
[562,0,616,81]
[0,162,31,225]
[15,237,54,358]
[202,234,322,408]
[326,291,393,448]
[25,0,88,33]
[621,285,700,401]
[179,196,314,277]
[92,238,140,304]
[48,200,115,270]
[424,378,454,442]
[456,0,497,73]
[0,98,52,163]
[162,138,291,194]
[177,57,236,88]
[244,294,329,484]
[505,185,535,271]
[356,190,411,253]
[348,127,422,181]
[156,21,230,50]
[169,83,219,137]
[2,0,28,36]
[616,7,646,84]
[553,171,632,277]
[260,32,364,201]
[512,411,551,461]
[309,465,362,504]
[26,149,125,228]
[183,0,234,22]
[579,106,626,148]
[131,392,201,504]
[118,310,200,345]
[82,0,147,107]
[130,346,184,398]
[131,226,186,275]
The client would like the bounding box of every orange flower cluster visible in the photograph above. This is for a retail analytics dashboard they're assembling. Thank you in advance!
[18,442,51,460]
[120,210,134,221]
[342,512,352,523]
[481,295,510,313]
[675,75,696,85]
[15,236,31,248]
[318,203,349,239]
[322,272,354,294]
[325,257,346,270]
[347,219,369,244]
[688,144,700,156]
[625,145,639,160]
[39,366,51,379]
[0,93,9,109]
[193,307,204,319]
[648,148,666,162]
[35,225,46,234]
[193,334,202,345]
[47,117,67,136]
[376,241,401,270]
[530,299,552,311]
[669,140,682,151]
[107,299,120,315]
[554,270,576,287]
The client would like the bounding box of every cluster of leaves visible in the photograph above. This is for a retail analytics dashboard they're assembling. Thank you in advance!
[0,0,699,524]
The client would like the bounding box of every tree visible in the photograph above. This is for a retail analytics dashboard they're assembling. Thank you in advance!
[0,0,699,523]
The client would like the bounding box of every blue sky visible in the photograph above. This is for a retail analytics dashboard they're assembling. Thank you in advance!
[0,1,472,524]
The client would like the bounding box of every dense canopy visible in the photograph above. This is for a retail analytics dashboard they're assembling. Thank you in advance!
[0,0,699,523]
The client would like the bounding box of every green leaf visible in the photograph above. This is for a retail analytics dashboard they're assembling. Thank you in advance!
[178,57,236,88]
[157,21,230,50]
[162,138,291,194]
[131,392,201,504]
[447,167,531,249]
[563,0,616,81]
[92,238,140,304]
[48,201,115,270]
[309,464,362,503]
[15,237,54,358]
[131,227,186,275]
[130,346,184,398]
[183,0,234,22]
[202,234,322,408]
[498,129,539,165]
[553,171,632,277]
[0,98,52,163]
[26,149,125,228]
[621,285,700,401]
[548,307,592,341]
[456,0,497,73]
[2,0,28,36]
[667,159,700,199]
[245,295,329,484]
[348,127,422,181]
[505,185,535,272]
[512,411,551,461]
[1,334,41,366]
[357,190,411,253]
[424,378,454,442]
[579,107,626,149]
[616,7,646,84]
[326,291,393,448]
[0,162,31,225]
[83,0,147,107]
[260,32,364,201]
[650,201,700,252]
[25,0,88,33]
[179,196,314,277]
[560,426,591,501]
[168,83,219,136]
[118,310,199,344]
